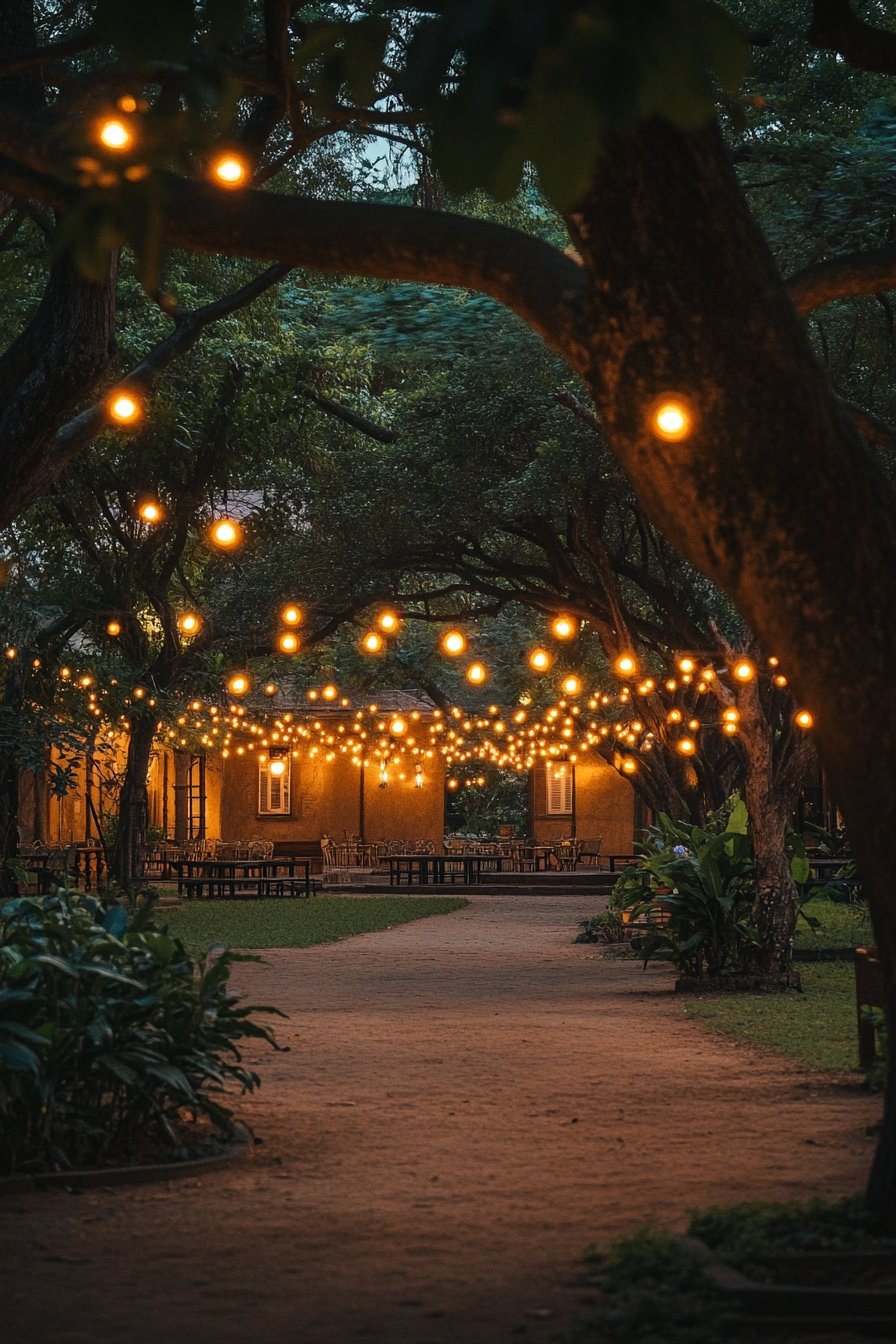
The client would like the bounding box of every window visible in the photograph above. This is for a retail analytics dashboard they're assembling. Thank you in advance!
[258,755,291,815]
[545,763,573,815]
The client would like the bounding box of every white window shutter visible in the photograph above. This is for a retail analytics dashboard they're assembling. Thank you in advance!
[258,758,291,815]
[546,763,573,815]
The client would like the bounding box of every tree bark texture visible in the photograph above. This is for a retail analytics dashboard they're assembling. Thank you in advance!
[108,715,155,891]
[565,117,896,1221]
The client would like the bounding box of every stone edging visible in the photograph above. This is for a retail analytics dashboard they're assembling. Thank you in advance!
[0,1123,251,1195]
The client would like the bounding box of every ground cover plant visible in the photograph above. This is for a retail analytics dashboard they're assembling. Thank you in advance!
[165,896,469,959]
[0,888,281,1175]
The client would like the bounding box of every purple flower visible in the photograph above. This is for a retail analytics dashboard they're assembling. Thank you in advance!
[672,844,689,857]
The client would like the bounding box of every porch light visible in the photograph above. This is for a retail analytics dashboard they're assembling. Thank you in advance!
[551,615,576,640]
[211,152,249,187]
[441,630,466,655]
[528,648,552,672]
[466,661,488,685]
[362,631,384,653]
[107,390,142,425]
[650,395,693,442]
[209,517,242,549]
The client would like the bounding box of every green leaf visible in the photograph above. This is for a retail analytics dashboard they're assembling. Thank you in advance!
[791,855,811,885]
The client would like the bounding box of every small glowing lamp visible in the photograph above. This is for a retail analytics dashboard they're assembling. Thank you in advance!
[177,612,201,635]
[362,631,384,654]
[733,659,755,682]
[227,674,250,696]
[677,736,697,756]
[97,117,133,151]
[528,648,552,673]
[466,662,488,685]
[107,390,142,425]
[278,632,300,653]
[795,710,814,729]
[209,517,242,549]
[551,615,576,640]
[137,499,163,524]
[650,395,693,442]
[561,675,582,696]
[211,152,249,188]
[377,609,401,633]
[614,653,637,677]
[105,620,122,637]
[441,630,466,656]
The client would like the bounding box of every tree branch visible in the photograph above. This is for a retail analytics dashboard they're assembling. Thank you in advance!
[809,0,896,76]
[787,246,896,317]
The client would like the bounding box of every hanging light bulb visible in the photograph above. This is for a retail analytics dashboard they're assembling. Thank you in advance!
[107,390,143,425]
[227,673,250,696]
[137,498,163,524]
[561,675,582,696]
[209,517,242,549]
[794,710,814,729]
[441,630,466,656]
[551,615,576,640]
[390,717,407,736]
[614,653,638,677]
[377,609,401,633]
[732,659,755,682]
[528,648,552,672]
[177,612,201,636]
[105,620,122,637]
[322,683,338,700]
[466,662,488,685]
[97,116,134,151]
[676,736,697,755]
[278,632,300,654]
[210,151,249,187]
[649,394,694,442]
[280,604,303,626]
[361,630,384,654]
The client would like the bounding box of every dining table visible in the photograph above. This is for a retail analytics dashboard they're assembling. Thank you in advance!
[174,856,312,899]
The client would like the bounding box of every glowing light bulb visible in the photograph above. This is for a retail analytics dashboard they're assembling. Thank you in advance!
[551,615,576,640]
[322,683,338,700]
[795,710,814,729]
[678,657,696,674]
[280,604,302,626]
[621,757,638,774]
[137,499,163,524]
[390,717,407,736]
[733,659,755,682]
[97,117,133,151]
[561,675,582,696]
[269,756,286,777]
[614,653,637,677]
[209,517,242,549]
[177,612,201,635]
[362,631,384,654]
[108,390,142,425]
[441,630,466,656]
[264,682,278,696]
[211,153,248,187]
[278,632,300,653]
[466,662,488,685]
[722,708,739,723]
[105,620,121,637]
[650,395,693,442]
[228,674,250,696]
[773,674,788,688]
[677,736,697,756]
[667,708,682,724]
[377,609,401,633]
[528,648,552,672]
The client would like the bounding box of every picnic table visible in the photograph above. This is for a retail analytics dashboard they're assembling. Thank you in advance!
[387,853,510,886]
[174,856,313,899]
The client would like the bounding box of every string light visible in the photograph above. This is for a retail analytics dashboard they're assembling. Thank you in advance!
[97,117,134,151]
[105,620,121,637]
[177,612,201,636]
[281,604,302,626]
[466,662,488,685]
[137,499,163,524]
[528,648,553,672]
[209,518,242,549]
[551,616,576,640]
[441,630,466,656]
[650,394,693,442]
[377,610,401,633]
[227,674,250,696]
[210,152,249,187]
[362,631,384,653]
[733,659,755,682]
[676,736,697,755]
[614,653,637,677]
[795,710,814,728]
[278,632,300,654]
[107,390,142,425]
[561,675,582,696]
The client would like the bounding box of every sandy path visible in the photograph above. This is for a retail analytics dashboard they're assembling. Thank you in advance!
[2,893,880,1344]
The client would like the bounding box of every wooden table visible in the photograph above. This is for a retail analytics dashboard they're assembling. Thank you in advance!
[174,857,312,899]
[387,853,509,886]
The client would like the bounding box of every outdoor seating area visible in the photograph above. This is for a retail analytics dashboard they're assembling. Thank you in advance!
[18,840,106,892]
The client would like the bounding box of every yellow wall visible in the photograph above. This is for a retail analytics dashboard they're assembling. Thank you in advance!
[532,757,635,856]
[219,748,446,844]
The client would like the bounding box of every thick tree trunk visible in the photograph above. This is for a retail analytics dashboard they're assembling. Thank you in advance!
[108,716,155,892]
[566,117,896,1223]
[0,658,26,900]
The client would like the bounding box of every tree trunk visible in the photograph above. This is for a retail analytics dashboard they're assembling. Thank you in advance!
[108,715,155,892]
[0,657,26,900]
[566,117,896,1223]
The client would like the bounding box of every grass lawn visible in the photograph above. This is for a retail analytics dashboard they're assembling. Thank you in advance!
[683,896,873,1075]
[162,896,469,958]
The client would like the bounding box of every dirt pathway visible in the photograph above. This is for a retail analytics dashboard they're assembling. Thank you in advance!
[2,894,879,1344]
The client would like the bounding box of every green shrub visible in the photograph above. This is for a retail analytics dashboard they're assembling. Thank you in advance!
[0,888,282,1175]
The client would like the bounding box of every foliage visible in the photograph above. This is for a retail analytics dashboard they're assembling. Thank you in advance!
[0,887,282,1175]
[570,1228,732,1344]
[445,763,528,838]
[688,1196,896,1277]
[612,800,756,977]
[165,895,469,958]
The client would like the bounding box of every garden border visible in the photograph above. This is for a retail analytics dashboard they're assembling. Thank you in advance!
[0,1122,251,1196]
